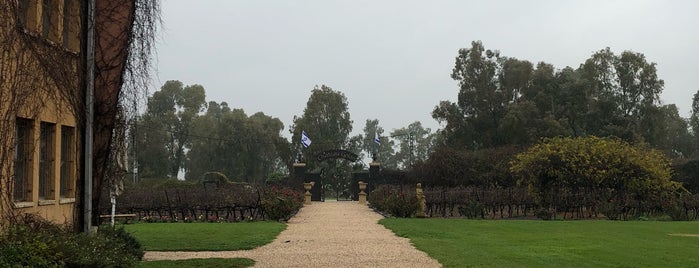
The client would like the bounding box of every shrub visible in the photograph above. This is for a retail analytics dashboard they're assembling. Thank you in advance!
[368,185,419,217]
[511,136,679,210]
[260,186,303,221]
[63,228,142,267]
[0,214,67,267]
[0,214,143,268]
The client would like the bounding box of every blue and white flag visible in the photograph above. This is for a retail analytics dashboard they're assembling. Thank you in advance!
[301,130,312,148]
[374,131,381,145]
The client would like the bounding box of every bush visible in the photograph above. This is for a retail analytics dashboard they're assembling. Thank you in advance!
[368,185,419,218]
[511,136,679,210]
[0,214,143,268]
[260,186,303,221]
[0,214,68,267]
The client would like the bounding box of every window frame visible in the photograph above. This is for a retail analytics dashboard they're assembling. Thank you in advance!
[60,125,76,198]
[39,121,56,201]
[14,118,34,203]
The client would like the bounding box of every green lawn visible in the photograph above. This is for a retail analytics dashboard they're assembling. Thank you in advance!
[124,222,285,251]
[380,219,699,268]
[137,258,254,268]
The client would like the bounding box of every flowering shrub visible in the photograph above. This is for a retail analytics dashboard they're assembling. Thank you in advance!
[260,186,303,221]
[368,185,419,217]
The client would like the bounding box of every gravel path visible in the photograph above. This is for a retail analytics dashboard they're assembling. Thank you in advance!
[144,202,442,267]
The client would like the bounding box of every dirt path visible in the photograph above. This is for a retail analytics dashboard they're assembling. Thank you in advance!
[144,202,442,267]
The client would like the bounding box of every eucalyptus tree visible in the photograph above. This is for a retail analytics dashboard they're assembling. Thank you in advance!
[391,121,435,169]
[290,85,354,195]
[289,85,353,168]
[185,102,286,183]
[435,40,503,149]
[137,80,206,179]
[579,48,664,142]
[435,41,678,154]
[434,41,552,149]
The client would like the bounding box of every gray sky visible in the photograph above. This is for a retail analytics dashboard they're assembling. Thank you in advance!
[155,0,699,139]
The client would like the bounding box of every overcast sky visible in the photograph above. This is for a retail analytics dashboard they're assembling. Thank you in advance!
[155,0,699,139]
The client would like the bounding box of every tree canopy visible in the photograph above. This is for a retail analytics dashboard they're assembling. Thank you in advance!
[136,81,288,182]
[289,85,354,168]
[136,80,206,179]
[433,41,691,157]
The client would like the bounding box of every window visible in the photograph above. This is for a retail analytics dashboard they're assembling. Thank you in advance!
[61,0,81,51]
[60,126,76,198]
[18,0,28,27]
[41,0,61,42]
[61,0,71,48]
[39,122,56,200]
[14,118,34,202]
[19,0,80,51]
[17,0,38,32]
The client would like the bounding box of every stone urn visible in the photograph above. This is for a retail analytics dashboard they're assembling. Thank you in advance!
[303,182,313,205]
[358,181,368,205]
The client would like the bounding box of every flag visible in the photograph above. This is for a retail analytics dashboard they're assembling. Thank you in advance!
[374,131,381,145]
[301,130,312,148]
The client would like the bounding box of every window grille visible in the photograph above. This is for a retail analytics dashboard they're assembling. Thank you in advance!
[14,118,33,202]
[39,122,55,200]
[60,126,75,198]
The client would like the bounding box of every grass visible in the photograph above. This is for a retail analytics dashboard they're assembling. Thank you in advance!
[124,222,285,251]
[380,218,699,267]
[137,258,254,268]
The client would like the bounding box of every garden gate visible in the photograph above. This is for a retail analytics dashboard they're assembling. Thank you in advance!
[292,150,381,201]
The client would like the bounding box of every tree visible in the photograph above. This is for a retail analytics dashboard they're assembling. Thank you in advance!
[290,85,355,195]
[361,119,396,168]
[548,66,590,137]
[134,114,169,178]
[391,121,435,169]
[290,85,354,168]
[434,41,557,149]
[638,104,692,158]
[137,80,206,179]
[185,102,286,183]
[579,48,664,142]
[690,90,699,156]
[497,100,569,145]
[434,40,504,149]
[435,41,678,156]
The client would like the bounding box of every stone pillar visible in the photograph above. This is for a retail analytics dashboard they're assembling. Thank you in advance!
[369,162,380,181]
[303,182,313,205]
[416,183,426,218]
[358,181,367,205]
[293,162,306,186]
